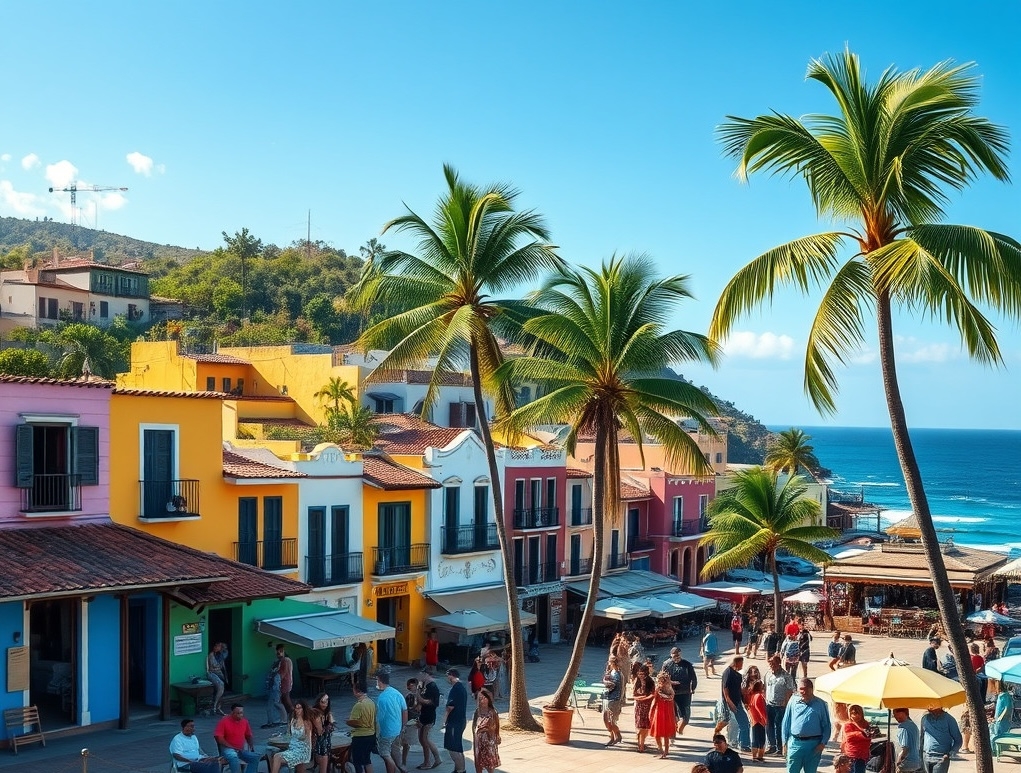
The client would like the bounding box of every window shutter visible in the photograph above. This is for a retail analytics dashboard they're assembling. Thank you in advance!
[15,425,34,488]
[448,402,461,428]
[73,426,100,486]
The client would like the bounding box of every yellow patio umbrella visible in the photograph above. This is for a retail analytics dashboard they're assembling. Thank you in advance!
[814,654,966,709]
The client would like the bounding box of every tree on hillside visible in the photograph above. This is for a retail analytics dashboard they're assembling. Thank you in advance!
[764,428,821,478]
[222,228,264,319]
[712,49,1021,771]
[0,348,51,377]
[700,468,836,632]
[353,164,562,731]
[497,254,720,713]
[50,323,122,378]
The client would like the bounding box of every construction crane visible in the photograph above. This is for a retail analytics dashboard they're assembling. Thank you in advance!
[48,183,129,243]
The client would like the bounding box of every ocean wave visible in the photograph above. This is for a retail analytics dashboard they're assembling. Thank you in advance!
[931,515,988,524]
[852,481,901,488]
[958,541,1021,554]
[947,495,988,503]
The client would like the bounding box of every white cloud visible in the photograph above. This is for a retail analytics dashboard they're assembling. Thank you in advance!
[99,191,127,210]
[0,180,46,217]
[45,160,78,189]
[722,330,796,360]
[126,151,156,176]
[0,153,11,163]
[894,335,958,364]
[21,153,40,170]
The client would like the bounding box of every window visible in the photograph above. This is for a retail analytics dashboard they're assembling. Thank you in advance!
[715,452,723,464]
[141,427,177,518]
[263,496,283,569]
[464,402,477,428]
[377,502,412,571]
[473,485,489,523]
[699,494,709,519]
[237,498,258,566]
[447,402,477,428]
[514,479,525,511]
[307,506,326,584]
[673,496,683,521]
[545,478,556,513]
[372,396,397,414]
[15,422,99,513]
[38,297,45,318]
[530,479,542,509]
[99,301,109,318]
[236,379,245,395]
[222,378,232,393]
[206,377,216,391]
[71,302,84,321]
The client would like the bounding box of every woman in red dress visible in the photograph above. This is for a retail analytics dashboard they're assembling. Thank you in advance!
[632,665,655,752]
[649,671,676,759]
[841,704,872,773]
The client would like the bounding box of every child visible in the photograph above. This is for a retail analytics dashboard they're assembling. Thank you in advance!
[827,632,842,671]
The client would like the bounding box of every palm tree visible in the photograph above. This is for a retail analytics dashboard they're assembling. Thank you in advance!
[324,404,378,449]
[352,164,562,730]
[711,50,1021,771]
[764,428,820,479]
[315,377,357,420]
[700,468,837,631]
[496,254,720,711]
[53,323,120,378]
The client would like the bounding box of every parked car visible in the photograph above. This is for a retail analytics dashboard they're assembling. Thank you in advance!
[775,557,819,577]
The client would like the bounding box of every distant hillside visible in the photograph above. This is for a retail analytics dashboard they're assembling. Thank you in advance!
[0,216,207,264]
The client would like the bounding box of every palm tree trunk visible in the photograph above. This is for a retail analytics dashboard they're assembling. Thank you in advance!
[548,414,611,710]
[468,342,541,731]
[876,293,993,773]
[770,550,782,633]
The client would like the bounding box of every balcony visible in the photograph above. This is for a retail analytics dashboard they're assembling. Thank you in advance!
[608,553,628,570]
[233,538,298,571]
[570,507,593,526]
[628,536,655,553]
[671,519,703,537]
[20,474,82,513]
[512,507,560,530]
[305,552,364,587]
[566,556,593,577]
[138,479,200,518]
[441,523,500,555]
[371,544,430,576]
[514,561,561,586]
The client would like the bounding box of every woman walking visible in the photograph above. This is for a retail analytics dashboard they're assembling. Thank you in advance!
[649,671,676,759]
[840,704,872,773]
[270,700,312,773]
[310,693,336,773]
[992,682,1013,740]
[632,665,655,753]
[748,681,767,762]
[471,689,501,773]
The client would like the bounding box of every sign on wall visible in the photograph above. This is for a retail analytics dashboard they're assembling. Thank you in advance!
[173,633,204,656]
[6,646,28,693]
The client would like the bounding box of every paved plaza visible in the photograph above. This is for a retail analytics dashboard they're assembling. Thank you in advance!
[0,627,1005,772]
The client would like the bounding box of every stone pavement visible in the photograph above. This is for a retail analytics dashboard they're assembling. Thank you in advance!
[0,627,1004,772]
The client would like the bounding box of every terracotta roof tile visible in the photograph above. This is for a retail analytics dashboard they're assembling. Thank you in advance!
[114,388,226,399]
[368,369,473,386]
[223,450,306,479]
[620,476,652,500]
[566,467,592,479]
[0,522,309,603]
[362,455,441,490]
[372,414,466,454]
[183,353,250,365]
[0,374,113,389]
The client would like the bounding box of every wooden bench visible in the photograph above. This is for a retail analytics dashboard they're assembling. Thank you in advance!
[3,705,45,754]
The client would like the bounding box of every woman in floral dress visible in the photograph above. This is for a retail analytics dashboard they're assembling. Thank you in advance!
[649,671,676,759]
[270,700,312,773]
[472,689,501,773]
[632,665,655,752]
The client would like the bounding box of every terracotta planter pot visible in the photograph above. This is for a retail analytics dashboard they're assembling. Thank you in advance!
[541,705,574,745]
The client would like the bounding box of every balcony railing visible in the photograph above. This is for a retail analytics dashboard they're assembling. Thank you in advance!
[514,560,560,586]
[139,479,200,518]
[441,523,499,555]
[570,507,593,526]
[512,506,560,529]
[671,519,703,537]
[628,536,655,553]
[20,474,82,513]
[305,552,364,587]
[371,544,430,576]
[233,538,298,570]
[608,553,628,570]
[566,556,593,577]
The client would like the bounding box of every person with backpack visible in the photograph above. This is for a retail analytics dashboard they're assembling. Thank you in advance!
[782,634,801,676]
[731,613,745,655]
[701,625,720,677]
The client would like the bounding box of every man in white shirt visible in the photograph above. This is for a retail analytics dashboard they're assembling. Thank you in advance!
[170,718,222,773]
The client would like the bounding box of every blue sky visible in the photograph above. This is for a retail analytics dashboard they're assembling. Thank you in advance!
[2,1,1019,430]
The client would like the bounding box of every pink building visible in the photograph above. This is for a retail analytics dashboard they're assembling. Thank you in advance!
[640,470,715,586]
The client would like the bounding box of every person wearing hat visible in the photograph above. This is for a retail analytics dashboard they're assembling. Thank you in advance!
[919,703,960,773]
[837,636,856,669]
[893,708,921,773]
[442,668,468,773]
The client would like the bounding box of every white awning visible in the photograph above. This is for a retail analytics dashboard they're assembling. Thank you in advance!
[588,597,651,621]
[426,587,536,635]
[257,611,395,651]
[639,592,716,619]
[566,569,682,600]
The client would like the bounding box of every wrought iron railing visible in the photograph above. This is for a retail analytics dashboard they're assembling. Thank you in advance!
[441,523,499,554]
[233,538,298,570]
[628,536,655,552]
[672,519,702,537]
[371,544,430,575]
[139,479,200,518]
[305,552,364,586]
[20,474,82,513]
[566,556,593,576]
[570,507,593,526]
[512,507,560,529]
[514,561,560,586]
[608,553,628,570]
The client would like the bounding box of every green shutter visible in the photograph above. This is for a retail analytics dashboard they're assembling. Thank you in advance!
[73,426,100,486]
[15,425,34,488]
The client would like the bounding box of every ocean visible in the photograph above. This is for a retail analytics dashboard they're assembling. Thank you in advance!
[767,426,1021,554]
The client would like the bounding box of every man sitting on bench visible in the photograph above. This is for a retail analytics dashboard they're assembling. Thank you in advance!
[170,718,223,773]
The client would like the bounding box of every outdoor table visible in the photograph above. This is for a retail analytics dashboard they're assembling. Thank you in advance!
[307,668,351,695]
[572,683,605,709]
[171,681,214,716]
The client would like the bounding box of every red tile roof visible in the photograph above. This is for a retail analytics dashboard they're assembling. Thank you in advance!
[0,522,309,604]
[362,455,441,490]
[367,369,473,386]
[114,388,226,399]
[183,353,250,365]
[0,374,114,389]
[223,450,306,479]
[566,467,592,479]
[620,477,652,500]
[372,414,466,455]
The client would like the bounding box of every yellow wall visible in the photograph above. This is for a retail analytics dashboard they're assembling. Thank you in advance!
[360,483,430,665]
[109,392,299,568]
[117,341,199,390]
[196,363,252,392]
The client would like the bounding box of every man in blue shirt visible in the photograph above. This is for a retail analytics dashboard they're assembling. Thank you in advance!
[893,707,921,773]
[781,678,831,773]
[443,669,468,773]
[919,704,961,773]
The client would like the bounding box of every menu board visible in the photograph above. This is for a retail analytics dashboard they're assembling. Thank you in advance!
[7,646,28,693]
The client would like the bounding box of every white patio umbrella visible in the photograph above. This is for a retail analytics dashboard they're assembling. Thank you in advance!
[965,609,1016,626]
[783,589,827,605]
[983,654,1021,682]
